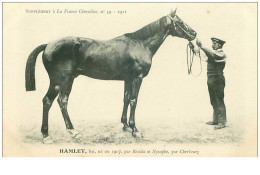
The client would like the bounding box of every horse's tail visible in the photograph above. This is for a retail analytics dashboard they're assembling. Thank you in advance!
[25,44,47,91]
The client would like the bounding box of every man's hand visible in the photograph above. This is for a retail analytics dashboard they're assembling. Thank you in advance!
[196,39,202,48]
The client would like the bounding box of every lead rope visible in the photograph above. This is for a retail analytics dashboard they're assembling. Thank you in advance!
[186,44,192,74]
[186,44,202,76]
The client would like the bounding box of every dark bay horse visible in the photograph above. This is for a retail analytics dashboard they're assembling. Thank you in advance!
[25,9,197,143]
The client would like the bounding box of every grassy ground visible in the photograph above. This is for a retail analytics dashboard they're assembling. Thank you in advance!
[22,117,244,146]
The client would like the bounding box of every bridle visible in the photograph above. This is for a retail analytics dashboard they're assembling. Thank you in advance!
[166,15,196,40]
[165,15,202,76]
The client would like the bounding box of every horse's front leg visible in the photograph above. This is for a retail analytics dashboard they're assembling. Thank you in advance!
[121,80,132,132]
[129,74,143,138]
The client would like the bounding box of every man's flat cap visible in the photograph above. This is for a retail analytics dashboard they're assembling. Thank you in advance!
[211,37,226,46]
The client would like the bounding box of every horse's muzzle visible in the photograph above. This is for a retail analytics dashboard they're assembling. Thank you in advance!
[188,31,197,41]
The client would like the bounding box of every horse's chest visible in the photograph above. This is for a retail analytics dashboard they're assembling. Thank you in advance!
[129,48,152,75]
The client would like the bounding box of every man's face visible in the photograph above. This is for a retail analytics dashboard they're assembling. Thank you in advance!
[212,41,221,50]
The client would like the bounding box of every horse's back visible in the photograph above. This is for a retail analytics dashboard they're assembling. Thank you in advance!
[78,36,152,80]
[76,36,133,80]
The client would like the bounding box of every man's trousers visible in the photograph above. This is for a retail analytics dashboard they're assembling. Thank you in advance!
[207,74,226,124]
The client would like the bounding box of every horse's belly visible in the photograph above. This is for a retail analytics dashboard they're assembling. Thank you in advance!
[79,68,125,80]
[77,57,128,80]
[76,44,152,80]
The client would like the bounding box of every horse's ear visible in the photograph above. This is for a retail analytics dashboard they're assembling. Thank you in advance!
[170,8,177,17]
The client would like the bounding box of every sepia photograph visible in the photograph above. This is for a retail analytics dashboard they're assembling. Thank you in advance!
[2,2,257,157]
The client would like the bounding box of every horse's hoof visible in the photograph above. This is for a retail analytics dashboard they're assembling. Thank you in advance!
[42,136,55,144]
[67,129,82,138]
[132,131,143,138]
[122,126,132,133]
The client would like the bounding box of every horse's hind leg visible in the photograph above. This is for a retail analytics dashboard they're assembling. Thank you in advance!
[121,80,131,132]
[42,84,58,143]
[57,78,80,138]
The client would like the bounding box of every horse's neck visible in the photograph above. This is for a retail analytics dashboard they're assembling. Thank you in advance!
[126,16,170,56]
[144,31,169,56]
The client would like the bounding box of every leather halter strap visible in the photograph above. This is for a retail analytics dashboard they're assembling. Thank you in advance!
[167,15,195,39]
[162,15,176,41]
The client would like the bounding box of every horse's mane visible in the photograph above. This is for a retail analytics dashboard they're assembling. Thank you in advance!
[125,16,168,40]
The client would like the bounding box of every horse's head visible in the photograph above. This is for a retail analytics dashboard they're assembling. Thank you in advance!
[167,9,197,41]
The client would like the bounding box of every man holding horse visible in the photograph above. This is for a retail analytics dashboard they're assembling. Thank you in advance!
[190,37,227,130]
